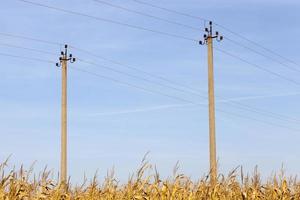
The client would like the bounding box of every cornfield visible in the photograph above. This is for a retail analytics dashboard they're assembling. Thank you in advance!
[1,159,299,200]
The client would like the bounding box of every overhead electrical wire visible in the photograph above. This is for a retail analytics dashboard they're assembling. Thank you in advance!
[0,49,196,103]
[131,0,209,22]
[92,0,300,74]
[0,52,55,64]
[77,58,203,97]
[224,101,300,124]
[215,107,300,133]
[0,42,58,56]
[71,65,198,104]
[0,31,204,97]
[215,47,300,86]
[0,32,61,46]
[223,37,300,73]
[16,0,300,78]
[70,46,203,96]
[214,23,300,67]
[0,46,299,132]
[91,0,300,83]
[93,0,200,31]
[1,38,299,126]
[0,43,201,104]
[1,31,300,124]
[131,0,300,67]
[72,48,300,124]
[3,0,300,129]
[76,58,300,125]
[16,0,198,42]
[71,66,300,133]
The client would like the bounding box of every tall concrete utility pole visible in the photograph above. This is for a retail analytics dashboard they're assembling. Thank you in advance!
[56,45,76,185]
[199,21,223,185]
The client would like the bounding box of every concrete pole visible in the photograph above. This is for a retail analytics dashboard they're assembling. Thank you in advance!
[207,36,217,184]
[60,55,67,184]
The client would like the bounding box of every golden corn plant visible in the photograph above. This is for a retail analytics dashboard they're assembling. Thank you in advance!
[0,159,300,200]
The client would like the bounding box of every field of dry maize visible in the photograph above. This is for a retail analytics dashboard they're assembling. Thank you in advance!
[1,159,299,200]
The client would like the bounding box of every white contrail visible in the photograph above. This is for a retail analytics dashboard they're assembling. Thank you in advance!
[217,92,300,103]
[88,92,300,117]
[88,103,200,116]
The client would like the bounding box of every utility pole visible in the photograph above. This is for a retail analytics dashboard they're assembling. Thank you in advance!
[199,21,223,185]
[56,44,76,186]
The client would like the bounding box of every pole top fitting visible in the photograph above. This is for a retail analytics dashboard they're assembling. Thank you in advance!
[56,44,76,67]
[199,21,223,45]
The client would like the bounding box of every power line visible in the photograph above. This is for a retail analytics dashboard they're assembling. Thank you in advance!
[0,52,55,64]
[10,0,299,85]
[91,0,300,78]
[0,35,199,96]
[70,66,300,133]
[1,39,298,126]
[75,49,299,125]
[1,47,298,133]
[131,0,209,22]
[77,57,300,125]
[0,32,61,46]
[216,106,300,133]
[70,66,194,104]
[70,46,204,96]
[1,3,298,141]
[224,101,300,124]
[2,36,299,126]
[15,0,298,93]
[93,0,300,74]
[74,50,300,126]
[0,31,298,126]
[93,0,200,31]
[214,23,300,67]
[131,0,300,67]
[17,0,198,42]
[223,37,300,73]
[77,58,203,97]
[215,47,300,86]
[12,0,295,104]
[0,35,206,96]
[3,32,296,100]
[0,42,58,56]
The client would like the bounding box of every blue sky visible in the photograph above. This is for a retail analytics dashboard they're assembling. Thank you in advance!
[1,0,300,183]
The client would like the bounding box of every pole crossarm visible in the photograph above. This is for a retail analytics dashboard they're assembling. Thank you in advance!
[56,44,76,67]
[199,21,223,45]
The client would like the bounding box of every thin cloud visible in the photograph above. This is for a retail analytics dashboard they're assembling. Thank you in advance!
[87,92,300,117]
[217,92,300,103]
[88,103,198,116]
